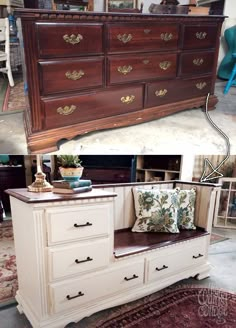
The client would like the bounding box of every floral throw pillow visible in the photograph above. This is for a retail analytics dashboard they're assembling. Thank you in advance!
[132,188,179,233]
[175,188,196,230]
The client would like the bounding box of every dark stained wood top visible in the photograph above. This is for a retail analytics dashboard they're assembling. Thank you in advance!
[5,188,117,204]
[114,228,209,258]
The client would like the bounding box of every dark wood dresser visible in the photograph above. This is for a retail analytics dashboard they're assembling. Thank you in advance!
[16,9,225,153]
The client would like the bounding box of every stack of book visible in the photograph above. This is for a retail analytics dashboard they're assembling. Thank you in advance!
[52,179,92,194]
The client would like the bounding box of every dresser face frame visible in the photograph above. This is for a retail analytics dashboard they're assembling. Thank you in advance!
[16,9,225,153]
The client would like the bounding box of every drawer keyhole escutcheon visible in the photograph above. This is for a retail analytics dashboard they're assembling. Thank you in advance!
[121,95,135,104]
[63,34,83,45]
[159,61,171,70]
[196,82,207,90]
[65,70,85,80]
[195,32,207,40]
[74,222,93,228]
[155,89,168,97]
[143,59,150,65]
[156,265,168,271]
[161,33,173,41]
[144,29,151,34]
[75,257,93,264]
[193,58,204,66]
[124,274,138,281]
[117,65,133,75]
[193,253,204,259]
[66,291,84,300]
[57,105,76,116]
[117,34,132,44]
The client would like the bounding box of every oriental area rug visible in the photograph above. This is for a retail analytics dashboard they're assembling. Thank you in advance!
[93,286,236,328]
[0,220,17,307]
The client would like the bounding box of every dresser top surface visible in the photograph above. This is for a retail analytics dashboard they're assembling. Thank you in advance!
[5,188,117,203]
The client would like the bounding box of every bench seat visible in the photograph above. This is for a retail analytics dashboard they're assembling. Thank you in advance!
[114,228,209,258]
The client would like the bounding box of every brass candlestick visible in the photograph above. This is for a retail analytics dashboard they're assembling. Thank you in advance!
[28,155,53,192]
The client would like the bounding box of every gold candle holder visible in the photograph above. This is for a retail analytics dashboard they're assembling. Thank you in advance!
[28,155,53,192]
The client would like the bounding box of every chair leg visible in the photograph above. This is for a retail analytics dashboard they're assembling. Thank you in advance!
[7,66,14,87]
[224,63,236,95]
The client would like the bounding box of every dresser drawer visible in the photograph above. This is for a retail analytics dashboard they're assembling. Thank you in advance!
[182,24,218,50]
[146,238,207,283]
[36,23,103,58]
[108,53,177,85]
[43,85,144,130]
[50,261,144,314]
[46,204,110,245]
[48,238,110,280]
[145,76,212,108]
[107,23,179,53]
[39,57,104,95]
[179,50,215,77]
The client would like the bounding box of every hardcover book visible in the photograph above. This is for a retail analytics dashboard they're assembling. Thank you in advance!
[52,179,92,189]
[52,186,93,194]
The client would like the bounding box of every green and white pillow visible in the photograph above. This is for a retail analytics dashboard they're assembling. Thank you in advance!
[175,188,196,230]
[132,188,179,233]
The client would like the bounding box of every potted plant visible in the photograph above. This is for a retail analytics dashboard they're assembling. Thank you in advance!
[57,155,83,181]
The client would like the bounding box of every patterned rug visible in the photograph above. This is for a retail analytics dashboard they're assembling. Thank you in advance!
[93,285,236,328]
[0,220,17,307]
[0,78,27,114]
[210,233,229,245]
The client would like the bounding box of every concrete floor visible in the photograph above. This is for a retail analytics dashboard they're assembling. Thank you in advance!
[0,228,235,328]
[0,81,235,155]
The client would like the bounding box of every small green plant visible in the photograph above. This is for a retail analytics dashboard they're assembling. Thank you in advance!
[57,155,82,168]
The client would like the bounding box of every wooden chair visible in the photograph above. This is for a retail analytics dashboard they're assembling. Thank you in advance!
[0,18,14,87]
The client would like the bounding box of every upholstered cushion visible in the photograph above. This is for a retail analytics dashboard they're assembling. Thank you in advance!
[176,188,196,230]
[132,188,179,233]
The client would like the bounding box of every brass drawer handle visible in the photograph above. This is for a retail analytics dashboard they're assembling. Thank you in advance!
[75,257,93,264]
[124,274,138,281]
[63,33,83,45]
[161,33,173,41]
[117,65,133,75]
[143,59,150,65]
[66,291,84,300]
[57,105,77,116]
[156,265,168,271]
[155,89,168,97]
[195,32,207,40]
[121,95,135,104]
[159,61,171,70]
[144,29,151,34]
[193,58,204,66]
[65,70,85,80]
[196,82,207,90]
[193,253,204,259]
[74,222,92,228]
[117,33,132,44]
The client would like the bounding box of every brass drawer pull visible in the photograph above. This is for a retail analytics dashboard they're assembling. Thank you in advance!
[121,95,135,104]
[193,58,204,66]
[161,33,173,41]
[65,70,85,80]
[195,32,207,40]
[193,253,204,259]
[74,222,93,228]
[196,82,207,90]
[124,274,138,281]
[159,61,171,70]
[75,257,93,264]
[143,59,150,65]
[144,29,151,34]
[63,33,83,45]
[57,105,76,116]
[117,65,133,75]
[155,89,168,97]
[117,33,132,44]
[156,265,168,271]
[66,291,84,300]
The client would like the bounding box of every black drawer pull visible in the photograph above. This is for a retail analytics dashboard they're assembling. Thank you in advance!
[66,291,84,300]
[156,265,168,271]
[124,274,138,281]
[193,253,204,259]
[74,222,92,228]
[75,257,93,264]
